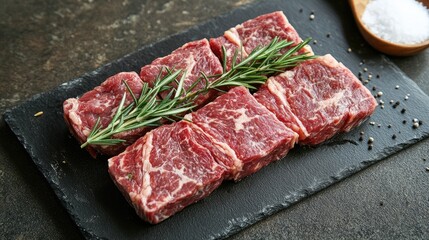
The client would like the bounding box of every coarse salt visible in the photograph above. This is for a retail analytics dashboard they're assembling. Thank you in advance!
[362,0,429,44]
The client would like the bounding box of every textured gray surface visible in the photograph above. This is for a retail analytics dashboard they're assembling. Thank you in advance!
[1,0,428,239]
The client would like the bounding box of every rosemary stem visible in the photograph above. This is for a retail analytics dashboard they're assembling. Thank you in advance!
[80,37,314,148]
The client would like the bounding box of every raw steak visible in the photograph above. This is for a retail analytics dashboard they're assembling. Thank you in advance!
[108,121,227,224]
[185,86,298,180]
[63,72,149,157]
[254,83,309,141]
[140,39,223,108]
[209,11,313,70]
[256,54,377,145]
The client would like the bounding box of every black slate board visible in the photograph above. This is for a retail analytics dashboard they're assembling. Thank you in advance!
[4,0,429,239]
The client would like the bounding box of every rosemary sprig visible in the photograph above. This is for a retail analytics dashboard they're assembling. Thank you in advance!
[81,37,314,148]
[80,70,195,148]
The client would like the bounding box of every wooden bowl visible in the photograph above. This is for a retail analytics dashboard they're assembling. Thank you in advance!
[349,0,429,56]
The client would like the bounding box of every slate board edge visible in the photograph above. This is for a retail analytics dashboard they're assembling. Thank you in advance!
[4,111,99,239]
[2,113,93,239]
[3,0,429,239]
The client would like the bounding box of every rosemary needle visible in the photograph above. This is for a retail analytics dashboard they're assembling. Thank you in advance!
[81,37,314,148]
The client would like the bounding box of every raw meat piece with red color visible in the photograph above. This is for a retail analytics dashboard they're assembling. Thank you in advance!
[63,72,149,157]
[210,11,313,70]
[140,39,223,108]
[185,86,298,180]
[108,121,227,224]
[257,54,377,145]
[254,83,309,141]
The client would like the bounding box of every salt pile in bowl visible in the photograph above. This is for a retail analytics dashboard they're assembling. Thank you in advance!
[362,0,429,45]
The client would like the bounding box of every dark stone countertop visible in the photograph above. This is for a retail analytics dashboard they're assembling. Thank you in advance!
[1,0,428,239]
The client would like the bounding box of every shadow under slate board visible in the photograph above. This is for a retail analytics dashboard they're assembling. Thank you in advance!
[4,0,429,239]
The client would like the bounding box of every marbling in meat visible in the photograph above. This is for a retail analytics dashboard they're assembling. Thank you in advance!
[210,11,313,70]
[108,121,228,224]
[185,86,298,180]
[108,86,298,223]
[64,39,223,157]
[63,72,149,157]
[255,54,378,145]
[140,39,223,107]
